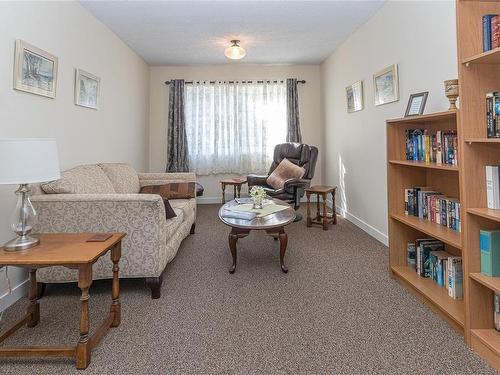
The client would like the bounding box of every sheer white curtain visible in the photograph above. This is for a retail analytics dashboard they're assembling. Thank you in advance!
[185,81,287,175]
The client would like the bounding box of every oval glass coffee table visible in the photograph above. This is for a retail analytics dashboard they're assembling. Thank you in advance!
[218,199,296,273]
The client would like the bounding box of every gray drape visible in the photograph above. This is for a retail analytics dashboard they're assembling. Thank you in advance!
[286,78,302,143]
[166,79,190,172]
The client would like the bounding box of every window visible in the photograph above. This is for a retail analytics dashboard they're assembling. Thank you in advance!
[185,81,287,175]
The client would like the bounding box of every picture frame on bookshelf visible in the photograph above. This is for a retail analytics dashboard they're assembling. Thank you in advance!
[373,64,399,106]
[405,92,428,117]
[346,81,363,113]
[13,40,58,98]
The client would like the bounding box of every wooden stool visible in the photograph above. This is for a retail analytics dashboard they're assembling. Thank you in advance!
[220,178,247,204]
[305,185,337,230]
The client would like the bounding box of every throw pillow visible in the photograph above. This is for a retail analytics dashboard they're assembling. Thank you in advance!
[141,182,196,199]
[41,165,115,194]
[140,186,177,219]
[98,163,140,194]
[266,158,305,190]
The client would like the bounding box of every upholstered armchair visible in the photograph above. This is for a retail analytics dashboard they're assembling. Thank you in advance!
[247,143,318,218]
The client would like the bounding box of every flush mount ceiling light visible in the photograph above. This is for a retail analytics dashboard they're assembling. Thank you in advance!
[224,40,246,60]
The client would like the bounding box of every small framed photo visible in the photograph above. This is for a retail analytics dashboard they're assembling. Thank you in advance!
[75,68,100,109]
[373,64,399,106]
[405,92,428,117]
[13,40,58,98]
[346,81,364,113]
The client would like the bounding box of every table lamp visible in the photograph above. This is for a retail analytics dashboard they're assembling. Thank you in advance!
[0,139,60,251]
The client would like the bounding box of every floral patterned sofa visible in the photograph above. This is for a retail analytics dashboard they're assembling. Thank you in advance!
[30,163,196,299]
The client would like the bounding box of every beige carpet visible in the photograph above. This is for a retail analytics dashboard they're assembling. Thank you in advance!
[0,204,496,374]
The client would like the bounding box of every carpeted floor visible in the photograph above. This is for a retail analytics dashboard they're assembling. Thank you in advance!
[0,204,496,374]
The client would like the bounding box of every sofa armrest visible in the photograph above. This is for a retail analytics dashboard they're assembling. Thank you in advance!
[247,174,269,187]
[138,172,196,187]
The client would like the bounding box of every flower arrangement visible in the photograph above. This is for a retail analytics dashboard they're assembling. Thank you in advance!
[249,186,267,209]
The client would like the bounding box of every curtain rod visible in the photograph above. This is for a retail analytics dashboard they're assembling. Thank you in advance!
[164,79,306,85]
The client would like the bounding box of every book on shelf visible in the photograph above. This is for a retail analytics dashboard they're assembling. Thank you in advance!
[415,239,443,278]
[405,129,457,166]
[403,186,461,232]
[483,14,500,52]
[447,256,463,300]
[486,92,500,138]
[485,166,500,209]
[480,230,500,277]
[407,241,416,268]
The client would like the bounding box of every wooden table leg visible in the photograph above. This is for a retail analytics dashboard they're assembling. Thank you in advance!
[236,184,242,198]
[110,243,121,328]
[306,191,312,227]
[278,229,288,273]
[233,185,237,200]
[228,230,238,274]
[221,183,226,204]
[76,264,92,370]
[27,269,40,328]
[322,193,329,231]
[332,189,337,225]
[316,193,321,220]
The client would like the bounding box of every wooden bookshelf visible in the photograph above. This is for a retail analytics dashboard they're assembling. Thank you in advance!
[387,108,463,333]
[457,0,500,370]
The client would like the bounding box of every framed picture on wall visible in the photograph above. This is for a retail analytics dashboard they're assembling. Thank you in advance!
[13,40,58,98]
[75,68,101,110]
[373,64,399,106]
[346,81,364,113]
[405,92,428,117]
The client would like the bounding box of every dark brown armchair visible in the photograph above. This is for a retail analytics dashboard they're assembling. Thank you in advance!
[247,143,318,219]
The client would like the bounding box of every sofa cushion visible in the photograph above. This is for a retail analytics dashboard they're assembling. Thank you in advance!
[266,158,305,190]
[164,207,185,240]
[169,199,196,219]
[99,163,140,194]
[41,165,115,194]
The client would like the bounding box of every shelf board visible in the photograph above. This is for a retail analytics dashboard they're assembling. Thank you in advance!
[388,160,459,171]
[471,329,500,359]
[465,137,500,144]
[470,273,500,293]
[463,47,500,65]
[392,265,465,328]
[467,208,500,223]
[386,110,457,125]
[391,213,462,249]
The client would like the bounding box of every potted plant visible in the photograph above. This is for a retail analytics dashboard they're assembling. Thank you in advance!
[249,186,266,209]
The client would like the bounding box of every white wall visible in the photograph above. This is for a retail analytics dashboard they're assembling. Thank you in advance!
[0,1,149,310]
[320,0,457,245]
[149,65,322,202]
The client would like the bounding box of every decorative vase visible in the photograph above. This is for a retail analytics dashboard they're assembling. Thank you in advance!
[252,196,263,209]
[444,79,459,110]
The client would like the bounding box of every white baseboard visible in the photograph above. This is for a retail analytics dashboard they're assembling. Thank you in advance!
[198,196,320,205]
[0,278,28,312]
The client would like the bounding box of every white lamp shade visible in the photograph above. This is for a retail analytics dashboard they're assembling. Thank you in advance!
[0,138,60,184]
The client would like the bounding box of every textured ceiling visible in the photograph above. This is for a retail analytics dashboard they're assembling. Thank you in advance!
[80,1,384,66]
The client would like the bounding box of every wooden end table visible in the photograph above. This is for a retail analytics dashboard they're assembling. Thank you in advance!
[305,185,338,230]
[0,232,126,369]
[220,178,247,204]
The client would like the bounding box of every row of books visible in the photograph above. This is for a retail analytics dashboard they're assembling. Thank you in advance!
[486,92,500,138]
[407,240,463,300]
[485,166,500,209]
[404,186,461,232]
[405,129,458,166]
[483,14,500,52]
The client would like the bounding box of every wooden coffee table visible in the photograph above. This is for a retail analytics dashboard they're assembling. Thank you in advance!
[0,232,125,369]
[218,199,296,273]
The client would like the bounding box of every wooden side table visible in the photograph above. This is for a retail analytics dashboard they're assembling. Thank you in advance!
[220,178,247,204]
[305,185,337,230]
[0,232,126,369]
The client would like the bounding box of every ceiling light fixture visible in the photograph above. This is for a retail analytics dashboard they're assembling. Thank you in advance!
[224,40,246,60]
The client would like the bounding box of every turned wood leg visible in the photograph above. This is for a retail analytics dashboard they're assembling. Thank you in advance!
[36,282,46,300]
[322,194,329,231]
[76,265,92,369]
[27,269,40,328]
[190,222,196,234]
[221,183,226,204]
[306,191,312,227]
[145,275,163,299]
[229,232,238,274]
[236,184,242,198]
[233,185,237,200]
[332,190,337,225]
[278,230,288,273]
[110,243,121,327]
[316,194,321,220]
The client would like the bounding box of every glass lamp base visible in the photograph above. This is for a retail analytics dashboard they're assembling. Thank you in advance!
[4,235,40,251]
